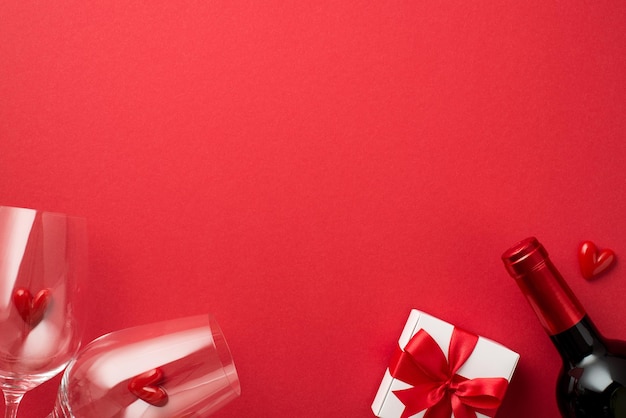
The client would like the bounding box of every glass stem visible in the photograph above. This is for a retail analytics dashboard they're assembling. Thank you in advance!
[3,390,24,418]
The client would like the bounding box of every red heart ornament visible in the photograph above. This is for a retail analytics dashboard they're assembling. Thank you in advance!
[12,288,52,327]
[129,368,168,407]
[579,241,616,280]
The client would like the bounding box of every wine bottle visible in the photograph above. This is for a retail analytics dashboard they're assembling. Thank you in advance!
[502,237,626,418]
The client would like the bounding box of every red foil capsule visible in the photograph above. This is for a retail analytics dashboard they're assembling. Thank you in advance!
[502,237,585,336]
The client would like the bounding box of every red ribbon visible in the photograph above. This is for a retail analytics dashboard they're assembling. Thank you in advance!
[388,327,509,418]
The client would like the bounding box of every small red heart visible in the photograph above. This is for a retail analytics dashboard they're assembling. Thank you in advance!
[12,288,52,327]
[579,241,616,280]
[129,368,168,407]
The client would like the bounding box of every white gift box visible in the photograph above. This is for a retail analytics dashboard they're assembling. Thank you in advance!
[371,310,520,418]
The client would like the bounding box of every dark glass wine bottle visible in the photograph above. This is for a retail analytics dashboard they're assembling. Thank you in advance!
[502,237,626,418]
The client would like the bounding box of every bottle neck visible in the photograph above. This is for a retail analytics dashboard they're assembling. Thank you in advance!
[502,237,586,336]
[550,316,606,364]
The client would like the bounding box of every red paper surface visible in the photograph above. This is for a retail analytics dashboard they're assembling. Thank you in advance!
[2,2,626,417]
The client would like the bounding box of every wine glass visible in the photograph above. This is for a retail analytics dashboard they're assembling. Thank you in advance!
[48,314,241,417]
[0,206,88,418]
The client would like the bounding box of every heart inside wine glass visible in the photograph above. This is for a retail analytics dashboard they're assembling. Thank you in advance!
[128,368,168,407]
[12,288,52,328]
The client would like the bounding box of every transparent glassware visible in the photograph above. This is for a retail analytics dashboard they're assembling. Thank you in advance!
[48,314,240,417]
[0,206,88,418]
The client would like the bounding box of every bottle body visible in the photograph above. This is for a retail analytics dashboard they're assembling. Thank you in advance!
[502,237,626,418]
[552,317,626,417]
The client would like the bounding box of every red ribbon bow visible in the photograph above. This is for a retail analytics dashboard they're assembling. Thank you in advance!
[389,327,509,418]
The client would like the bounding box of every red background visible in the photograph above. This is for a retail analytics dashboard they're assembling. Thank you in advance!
[2,1,626,417]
